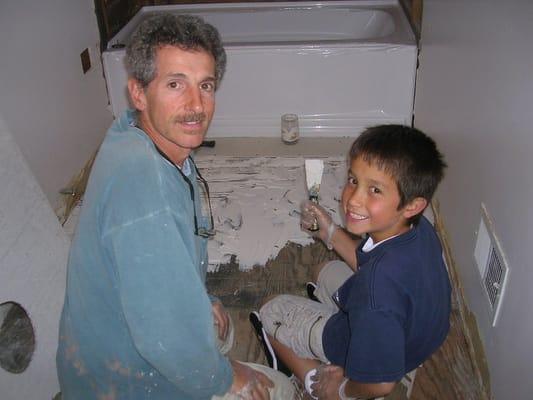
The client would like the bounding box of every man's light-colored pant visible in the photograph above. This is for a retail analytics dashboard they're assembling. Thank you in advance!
[212,315,296,400]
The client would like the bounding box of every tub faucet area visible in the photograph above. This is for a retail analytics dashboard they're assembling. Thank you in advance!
[102,0,417,139]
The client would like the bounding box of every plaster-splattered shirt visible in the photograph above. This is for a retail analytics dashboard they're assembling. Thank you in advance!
[57,110,232,399]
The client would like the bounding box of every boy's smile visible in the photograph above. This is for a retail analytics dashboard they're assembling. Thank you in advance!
[341,156,413,243]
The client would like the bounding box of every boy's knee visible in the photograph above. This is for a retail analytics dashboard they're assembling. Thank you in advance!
[259,294,292,312]
[258,294,299,324]
[311,260,331,283]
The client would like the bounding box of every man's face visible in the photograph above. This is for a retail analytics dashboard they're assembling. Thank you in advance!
[130,45,216,165]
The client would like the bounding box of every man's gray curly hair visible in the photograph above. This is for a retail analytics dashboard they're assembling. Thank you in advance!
[125,13,226,89]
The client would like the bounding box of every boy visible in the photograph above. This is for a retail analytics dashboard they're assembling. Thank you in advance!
[250,125,451,399]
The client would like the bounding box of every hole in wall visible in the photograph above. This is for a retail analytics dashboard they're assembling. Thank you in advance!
[0,301,35,373]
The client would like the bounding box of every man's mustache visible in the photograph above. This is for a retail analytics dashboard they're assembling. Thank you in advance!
[175,112,207,124]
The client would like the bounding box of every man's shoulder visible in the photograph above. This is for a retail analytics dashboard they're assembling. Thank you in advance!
[85,130,165,211]
[98,128,158,174]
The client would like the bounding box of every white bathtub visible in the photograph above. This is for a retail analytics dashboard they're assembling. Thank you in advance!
[102,1,417,137]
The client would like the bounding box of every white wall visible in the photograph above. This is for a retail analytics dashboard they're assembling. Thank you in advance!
[0,117,70,400]
[0,0,112,208]
[0,0,112,397]
[414,1,533,398]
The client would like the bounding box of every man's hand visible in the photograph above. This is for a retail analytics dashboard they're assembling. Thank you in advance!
[310,364,344,400]
[212,301,230,341]
[229,360,273,400]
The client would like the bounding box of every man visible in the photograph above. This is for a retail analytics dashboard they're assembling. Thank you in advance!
[56,14,294,400]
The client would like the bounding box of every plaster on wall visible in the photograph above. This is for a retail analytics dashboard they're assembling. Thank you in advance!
[197,156,347,270]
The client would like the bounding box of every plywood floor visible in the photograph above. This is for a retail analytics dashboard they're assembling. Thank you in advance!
[206,240,489,400]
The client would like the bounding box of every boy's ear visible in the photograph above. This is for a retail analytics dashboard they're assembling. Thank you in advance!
[402,197,428,219]
[127,78,147,111]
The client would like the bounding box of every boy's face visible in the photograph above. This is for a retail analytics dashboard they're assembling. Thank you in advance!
[341,156,422,243]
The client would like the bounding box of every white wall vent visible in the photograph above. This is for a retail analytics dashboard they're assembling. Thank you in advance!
[474,203,510,327]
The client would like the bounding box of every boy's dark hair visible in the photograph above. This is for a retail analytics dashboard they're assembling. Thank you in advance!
[350,124,446,224]
[125,13,226,89]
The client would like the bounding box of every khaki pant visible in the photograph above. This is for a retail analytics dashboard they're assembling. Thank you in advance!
[259,260,354,362]
[313,260,354,308]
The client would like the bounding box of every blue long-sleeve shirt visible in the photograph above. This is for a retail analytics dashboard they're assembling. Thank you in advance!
[57,110,232,399]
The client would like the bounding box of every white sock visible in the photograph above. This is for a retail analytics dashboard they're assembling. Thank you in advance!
[304,368,319,400]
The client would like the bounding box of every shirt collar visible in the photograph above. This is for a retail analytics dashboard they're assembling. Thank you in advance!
[127,110,192,177]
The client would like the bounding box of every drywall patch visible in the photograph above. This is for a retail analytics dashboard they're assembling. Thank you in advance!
[196,156,346,271]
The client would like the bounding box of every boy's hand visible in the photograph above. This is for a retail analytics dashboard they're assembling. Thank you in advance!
[212,301,230,341]
[311,364,344,400]
[300,200,336,244]
[229,360,273,400]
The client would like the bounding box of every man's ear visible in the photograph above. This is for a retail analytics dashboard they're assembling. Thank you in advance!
[127,78,147,111]
[402,197,428,219]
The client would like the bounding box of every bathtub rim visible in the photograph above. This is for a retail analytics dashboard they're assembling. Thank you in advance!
[107,0,416,50]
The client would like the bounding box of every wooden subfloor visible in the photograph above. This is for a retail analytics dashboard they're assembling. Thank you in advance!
[207,240,489,400]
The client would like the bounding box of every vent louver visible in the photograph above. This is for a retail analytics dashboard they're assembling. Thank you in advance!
[483,245,505,309]
[474,204,510,327]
